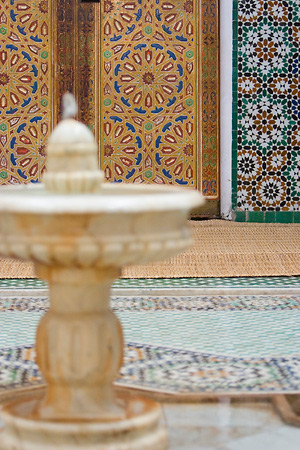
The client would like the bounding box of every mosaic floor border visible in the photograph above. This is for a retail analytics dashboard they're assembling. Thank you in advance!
[3,294,300,313]
[1,342,300,396]
[1,276,300,290]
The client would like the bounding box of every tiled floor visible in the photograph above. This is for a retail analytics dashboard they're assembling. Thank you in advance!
[1,277,300,447]
[2,293,300,358]
[120,309,300,357]
[2,289,300,394]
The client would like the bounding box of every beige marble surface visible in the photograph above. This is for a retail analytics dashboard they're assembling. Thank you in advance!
[0,395,167,449]
[163,400,300,450]
[1,400,300,449]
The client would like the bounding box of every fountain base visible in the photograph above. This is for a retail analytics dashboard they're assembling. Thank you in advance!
[0,394,167,450]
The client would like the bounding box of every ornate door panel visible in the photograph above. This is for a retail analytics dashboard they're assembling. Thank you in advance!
[44,0,219,214]
[98,0,220,210]
[0,0,219,214]
[54,0,219,213]
[100,0,198,187]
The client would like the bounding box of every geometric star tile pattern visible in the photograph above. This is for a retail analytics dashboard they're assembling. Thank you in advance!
[0,0,51,185]
[119,344,300,393]
[236,0,300,211]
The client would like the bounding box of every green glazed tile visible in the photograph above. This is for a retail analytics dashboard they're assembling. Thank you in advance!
[264,212,276,223]
[234,211,246,222]
[247,211,265,223]
[293,213,300,223]
[275,212,293,224]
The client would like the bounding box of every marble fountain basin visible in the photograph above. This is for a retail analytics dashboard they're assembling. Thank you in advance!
[0,105,205,448]
[0,182,203,268]
[0,181,203,450]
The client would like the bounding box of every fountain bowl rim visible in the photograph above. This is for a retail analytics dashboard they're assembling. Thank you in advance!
[0,183,204,214]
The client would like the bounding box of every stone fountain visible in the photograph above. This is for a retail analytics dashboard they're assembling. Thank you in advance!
[0,95,204,449]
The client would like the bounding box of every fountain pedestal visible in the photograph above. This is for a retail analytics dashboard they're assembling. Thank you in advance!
[0,111,204,449]
[0,266,168,449]
[34,265,124,422]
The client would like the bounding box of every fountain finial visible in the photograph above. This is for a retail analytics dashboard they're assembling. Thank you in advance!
[62,92,78,120]
[43,93,104,194]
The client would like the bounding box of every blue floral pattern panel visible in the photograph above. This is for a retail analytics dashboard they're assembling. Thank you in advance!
[237,0,300,211]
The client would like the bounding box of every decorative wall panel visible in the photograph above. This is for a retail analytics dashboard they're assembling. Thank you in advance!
[200,0,219,197]
[0,0,219,204]
[0,0,52,184]
[77,3,99,135]
[55,1,99,136]
[54,0,76,122]
[99,0,219,197]
[100,0,198,187]
[233,0,300,218]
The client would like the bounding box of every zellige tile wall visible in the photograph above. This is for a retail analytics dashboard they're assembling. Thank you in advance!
[232,0,300,222]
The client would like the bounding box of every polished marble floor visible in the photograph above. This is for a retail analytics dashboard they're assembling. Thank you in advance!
[164,401,300,450]
[1,400,299,449]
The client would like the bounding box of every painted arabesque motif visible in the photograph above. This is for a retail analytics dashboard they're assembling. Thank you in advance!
[101,0,198,187]
[0,0,219,202]
[0,0,51,185]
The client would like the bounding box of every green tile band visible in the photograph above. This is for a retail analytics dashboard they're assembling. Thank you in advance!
[2,277,300,290]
